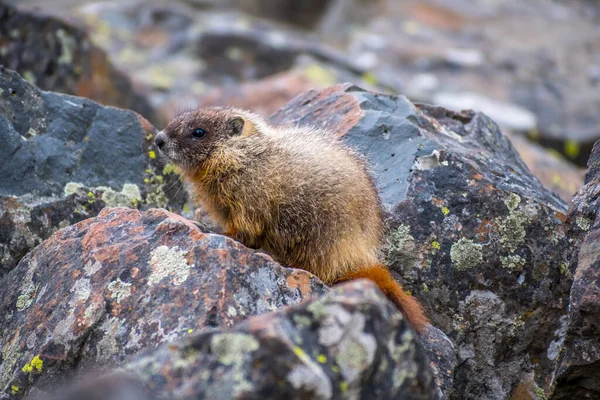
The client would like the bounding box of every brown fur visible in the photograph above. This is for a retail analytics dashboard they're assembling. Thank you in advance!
[155,106,429,332]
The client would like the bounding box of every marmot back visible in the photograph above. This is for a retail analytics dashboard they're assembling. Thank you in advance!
[155,106,428,332]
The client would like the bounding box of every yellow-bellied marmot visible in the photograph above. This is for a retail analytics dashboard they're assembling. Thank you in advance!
[155,106,428,332]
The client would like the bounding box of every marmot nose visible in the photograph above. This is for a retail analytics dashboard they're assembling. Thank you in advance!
[155,132,165,150]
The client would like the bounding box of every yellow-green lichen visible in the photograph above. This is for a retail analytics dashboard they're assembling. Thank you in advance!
[534,387,548,400]
[564,140,580,160]
[431,240,441,251]
[362,72,378,87]
[450,238,483,270]
[148,150,156,159]
[97,184,142,208]
[16,268,39,311]
[441,206,450,216]
[500,254,525,270]
[211,333,259,366]
[148,246,192,286]
[293,314,313,329]
[317,354,327,364]
[301,63,337,86]
[422,283,429,293]
[384,224,416,265]
[162,163,178,175]
[56,29,75,64]
[10,385,19,395]
[22,355,43,373]
[497,193,531,252]
[340,381,349,393]
[107,278,133,304]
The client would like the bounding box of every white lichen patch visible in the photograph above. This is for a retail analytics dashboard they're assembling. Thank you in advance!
[107,278,133,304]
[287,364,333,400]
[64,182,84,196]
[0,337,22,389]
[547,315,569,361]
[317,305,353,347]
[210,333,259,366]
[84,259,103,276]
[148,246,192,286]
[450,238,483,270]
[70,277,92,306]
[97,183,142,208]
[333,313,377,383]
[96,317,122,362]
[227,306,238,317]
[53,313,76,344]
[500,254,525,270]
[16,267,39,312]
[497,193,533,252]
[576,216,592,232]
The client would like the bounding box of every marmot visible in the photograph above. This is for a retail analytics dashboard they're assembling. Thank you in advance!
[155,106,428,332]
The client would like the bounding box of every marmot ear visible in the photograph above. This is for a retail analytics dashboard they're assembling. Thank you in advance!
[228,116,245,136]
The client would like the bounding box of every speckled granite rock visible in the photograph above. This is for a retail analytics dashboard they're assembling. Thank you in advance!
[39,280,437,400]
[270,84,572,399]
[549,139,600,399]
[0,207,327,399]
[0,3,155,124]
[0,66,187,277]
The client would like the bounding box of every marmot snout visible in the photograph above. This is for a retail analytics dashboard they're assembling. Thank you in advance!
[156,106,429,332]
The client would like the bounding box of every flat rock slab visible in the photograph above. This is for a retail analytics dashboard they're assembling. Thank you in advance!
[0,207,327,398]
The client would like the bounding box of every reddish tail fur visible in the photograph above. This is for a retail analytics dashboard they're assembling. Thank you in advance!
[338,264,429,333]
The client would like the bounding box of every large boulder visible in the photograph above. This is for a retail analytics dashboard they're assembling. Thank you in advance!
[0,66,187,277]
[549,139,600,398]
[0,207,327,398]
[0,3,155,124]
[270,84,572,399]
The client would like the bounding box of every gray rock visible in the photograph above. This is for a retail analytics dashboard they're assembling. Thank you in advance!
[549,139,600,399]
[0,66,188,277]
[270,83,572,399]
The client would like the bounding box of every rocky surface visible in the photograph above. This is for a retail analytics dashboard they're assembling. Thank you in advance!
[0,3,155,124]
[549,139,600,399]
[13,0,585,200]
[346,0,600,166]
[0,207,328,399]
[95,280,436,400]
[0,66,187,277]
[271,84,572,399]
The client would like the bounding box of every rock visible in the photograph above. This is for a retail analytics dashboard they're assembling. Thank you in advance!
[503,132,584,203]
[41,280,438,400]
[0,3,155,125]
[347,0,600,165]
[0,207,327,398]
[158,65,337,123]
[270,84,572,399]
[549,139,600,399]
[0,66,187,277]
[420,326,457,400]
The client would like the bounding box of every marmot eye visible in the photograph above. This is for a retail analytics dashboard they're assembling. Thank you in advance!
[192,128,206,138]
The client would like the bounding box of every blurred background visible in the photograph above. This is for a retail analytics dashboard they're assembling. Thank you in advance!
[1,0,598,201]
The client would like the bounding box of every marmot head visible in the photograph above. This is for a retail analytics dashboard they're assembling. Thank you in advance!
[155,107,247,171]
